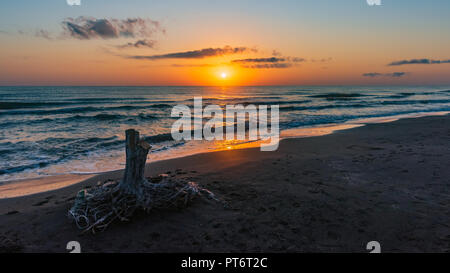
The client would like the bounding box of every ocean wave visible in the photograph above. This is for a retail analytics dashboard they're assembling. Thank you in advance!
[377,99,450,105]
[0,149,11,156]
[380,93,415,99]
[308,93,367,100]
[284,89,314,94]
[0,101,74,110]
[184,96,283,102]
[280,107,450,130]
[280,103,369,112]
[184,98,312,106]
[0,97,165,110]
[0,113,160,128]
[214,100,313,107]
[69,97,149,102]
[68,113,158,122]
[150,103,173,108]
[143,133,175,143]
[0,130,183,176]
[0,161,55,175]
[0,104,171,116]
[279,99,450,112]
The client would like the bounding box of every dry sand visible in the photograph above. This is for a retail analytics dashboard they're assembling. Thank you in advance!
[0,115,449,253]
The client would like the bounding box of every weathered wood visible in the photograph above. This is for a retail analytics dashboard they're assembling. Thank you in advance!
[119,129,151,195]
[68,128,220,233]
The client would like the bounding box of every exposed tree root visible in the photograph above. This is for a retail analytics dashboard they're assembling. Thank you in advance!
[68,175,221,233]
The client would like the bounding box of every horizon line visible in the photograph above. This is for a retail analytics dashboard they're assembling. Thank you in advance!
[1,84,450,88]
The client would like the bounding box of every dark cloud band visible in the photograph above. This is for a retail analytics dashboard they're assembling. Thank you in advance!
[232,57,286,63]
[362,72,407,78]
[128,46,256,60]
[232,56,305,69]
[241,63,293,69]
[388,59,450,66]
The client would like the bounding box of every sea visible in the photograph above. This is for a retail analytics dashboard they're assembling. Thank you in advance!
[1,85,450,182]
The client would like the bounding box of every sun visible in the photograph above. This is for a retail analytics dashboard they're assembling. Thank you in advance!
[211,66,235,85]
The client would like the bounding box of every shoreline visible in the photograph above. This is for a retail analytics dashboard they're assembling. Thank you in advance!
[0,114,449,252]
[1,110,449,199]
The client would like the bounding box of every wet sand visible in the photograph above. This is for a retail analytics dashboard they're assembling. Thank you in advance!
[0,115,449,252]
[0,174,95,199]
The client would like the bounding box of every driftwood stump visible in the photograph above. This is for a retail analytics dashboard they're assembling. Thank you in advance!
[68,129,221,233]
[119,129,151,195]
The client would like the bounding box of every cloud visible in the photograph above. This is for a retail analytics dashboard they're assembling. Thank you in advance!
[231,56,305,69]
[272,50,282,56]
[311,57,333,63]
[171,63,214,67]
[388,58,450,66]
[289,57,306,63]
[390,72,407,77]
[169,57,304,69]
[16,29,53,39]
[62,17,164,40]
[35,29,52,40]
[241,63,294,69]
[128,46,257,60]
[117,39,156,49]
[362,72,407,78]
[232,57,286,63]
[362,73,383,77]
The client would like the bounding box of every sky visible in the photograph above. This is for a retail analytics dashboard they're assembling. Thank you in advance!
[1,0,450,86]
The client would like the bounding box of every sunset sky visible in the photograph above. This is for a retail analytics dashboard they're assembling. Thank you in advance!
[1,0,450,86]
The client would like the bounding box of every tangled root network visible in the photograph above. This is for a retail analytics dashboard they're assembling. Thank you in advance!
[68,176,221,233]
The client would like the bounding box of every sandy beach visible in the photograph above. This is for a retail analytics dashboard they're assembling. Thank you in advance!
[0,115,449,253]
